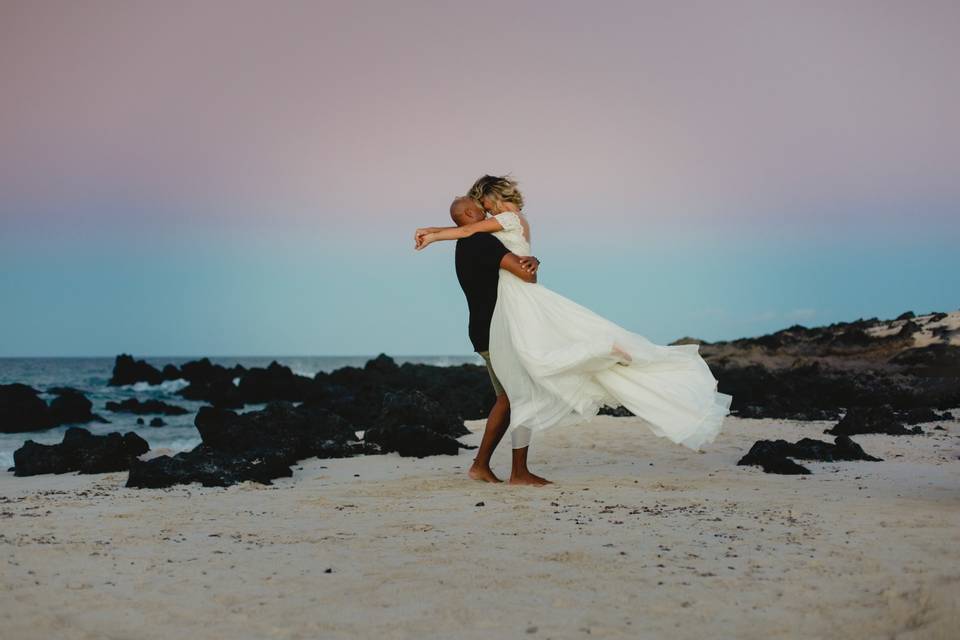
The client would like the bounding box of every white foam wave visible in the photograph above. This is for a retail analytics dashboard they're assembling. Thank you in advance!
[123,378,190,394]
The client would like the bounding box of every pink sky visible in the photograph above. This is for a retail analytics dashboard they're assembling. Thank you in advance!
[2,1,957,235]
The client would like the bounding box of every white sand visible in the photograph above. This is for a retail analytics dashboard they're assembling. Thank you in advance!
[864,310,960,346]
[2,414,958,640]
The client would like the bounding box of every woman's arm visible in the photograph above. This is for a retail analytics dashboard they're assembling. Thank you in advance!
[415,217,504,250]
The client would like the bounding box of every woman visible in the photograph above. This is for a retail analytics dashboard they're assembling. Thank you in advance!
[416,175,732,482]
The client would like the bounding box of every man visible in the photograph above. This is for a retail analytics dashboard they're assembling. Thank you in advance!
[448,196,552,486]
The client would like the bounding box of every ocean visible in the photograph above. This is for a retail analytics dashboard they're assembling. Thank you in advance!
[0,355,482,471]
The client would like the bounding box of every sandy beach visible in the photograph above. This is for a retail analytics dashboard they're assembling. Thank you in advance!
[2,414,958,640]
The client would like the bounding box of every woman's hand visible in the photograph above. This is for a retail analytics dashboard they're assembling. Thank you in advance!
[415,232,438,250]
[414,227,439,249]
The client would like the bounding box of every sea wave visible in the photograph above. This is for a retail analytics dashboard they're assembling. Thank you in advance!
[121,378,190,394]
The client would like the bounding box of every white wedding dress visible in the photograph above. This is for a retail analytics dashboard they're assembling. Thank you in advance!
[487,211,733,450]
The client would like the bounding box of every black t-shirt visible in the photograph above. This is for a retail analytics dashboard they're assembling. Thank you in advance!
[455,234,510,352]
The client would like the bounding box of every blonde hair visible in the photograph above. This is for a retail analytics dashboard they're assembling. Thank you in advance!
[467,174,525,210]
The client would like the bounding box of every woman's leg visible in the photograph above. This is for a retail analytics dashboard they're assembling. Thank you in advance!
[469,351,511,483]
[468,393,509,483]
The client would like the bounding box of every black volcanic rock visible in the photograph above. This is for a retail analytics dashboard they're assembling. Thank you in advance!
[356,389,473,457]
[1,385,108,433]
[833,328,873,347]
[126,446,293,488]
[306,355,495,427]
[149,417,166,427]
[126,402,379,488]
[175,358,246,408]
[1,384,54,433]
[105,398,189,415]
[365,353,401,374]
[13,427,149,476]
[888,344,960,377]
[109,354,168,386]
[236,361,313,404]
[599,405,635,417]
[178,377,245,409]
[738,435,881,474]
[48,388,109,426]
[895,320,922,338]
[109,355,248,407]
[825,406,923,436]
[716,360,960,420]
[194,401,360,462]
[717,362,847,420]
[377,389,469,437]
[363,423,467,458]
[896,407,954,424]
[739,453,811,475]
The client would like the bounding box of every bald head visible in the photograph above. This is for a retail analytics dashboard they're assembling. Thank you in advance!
[450,196,485,227]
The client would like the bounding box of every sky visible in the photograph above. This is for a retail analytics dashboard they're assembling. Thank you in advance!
[1,0,958,357]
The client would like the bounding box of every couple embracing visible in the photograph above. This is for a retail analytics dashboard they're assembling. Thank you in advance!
[415,175,732,486]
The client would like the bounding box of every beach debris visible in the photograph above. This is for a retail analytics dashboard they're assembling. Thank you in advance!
[13,426,149,476]
[738,435,882,475]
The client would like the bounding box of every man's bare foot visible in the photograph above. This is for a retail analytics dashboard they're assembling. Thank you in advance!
[508,471,553,486]
[468,462,502,483]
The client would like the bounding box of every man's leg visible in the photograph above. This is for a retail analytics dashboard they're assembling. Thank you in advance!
[508,426,553,486]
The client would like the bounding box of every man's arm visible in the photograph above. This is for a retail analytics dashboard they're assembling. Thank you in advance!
[500,254,539,283]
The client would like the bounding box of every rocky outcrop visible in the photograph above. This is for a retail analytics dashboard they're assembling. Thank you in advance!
[363,424,467,458]
[738,435,882,475]
[109,354,170,386]
[105,398,189,415]
[375,389,470,437]
[825,406,924,436]
[359,389,474,458]
[1,385,108,433]
[126,446,294,488]
[12,427,149,476]
[126,400,378,488]
[1,384,55,433]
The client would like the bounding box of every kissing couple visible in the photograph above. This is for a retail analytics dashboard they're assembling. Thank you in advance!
[415,175,732,486]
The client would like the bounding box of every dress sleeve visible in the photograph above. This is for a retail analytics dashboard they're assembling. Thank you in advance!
[493,211,522,234]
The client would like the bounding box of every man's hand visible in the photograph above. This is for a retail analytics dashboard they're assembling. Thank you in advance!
[518,256,540,275]
[500,253,539,283]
